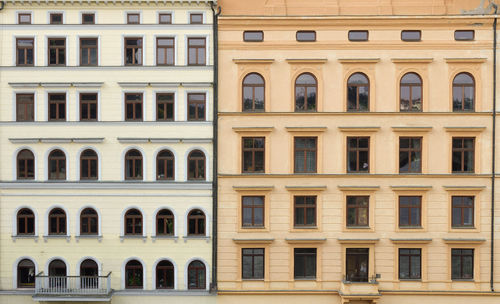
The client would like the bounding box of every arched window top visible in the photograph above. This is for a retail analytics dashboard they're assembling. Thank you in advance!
[157,209,173,217]
[18,208,34,216]
[188,209,205,217]
[348,72,369,84]
[188,150,205,159]
[81,208,97,216]
[454,72,474,85]
[158,260,173,268]
[50,208,65,216]
[81,259,98,269]
[49,149,65,158]
[189,260,205,268]
[126,259,142,267]
[81,149,97,158]
[48,259,67,275]
[125,208,142,216]
[296,73,317,85]
[17,259,35,288]
[187,260,206,289]
[401,72,422,84]
[126,149,142,158]
[18,149,34,159]
[243,73,264,85]
[19,259,35,268]
[158,150,174,158]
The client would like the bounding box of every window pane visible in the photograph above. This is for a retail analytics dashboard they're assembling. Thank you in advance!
[244,31,264,42]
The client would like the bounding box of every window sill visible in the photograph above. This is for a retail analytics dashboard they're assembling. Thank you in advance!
[76,235,102,242]
[120,235,147,242]
[183,235,211,243]
[241,226,265,229]
[293,226,318,229]
[152,236,179,243]
[342,280,379,285]
[399,279,422,281]
[451,226,475,229]
[452,279,474,282]
[399,226,423,229]
[294,278,317,281]
[346,226,371,229]
[11,235,39,242]
[242,278,265,281]
[43,235,70,242]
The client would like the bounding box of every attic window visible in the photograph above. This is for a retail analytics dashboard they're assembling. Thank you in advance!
[348,30,369,41]
[296,31,316,42]
[455,30,474,41]
[243,31,264,42]
[401,30,421,41]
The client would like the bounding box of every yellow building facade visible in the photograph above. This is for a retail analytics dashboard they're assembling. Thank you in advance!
[217,0,500,304]
[0,1,216,303]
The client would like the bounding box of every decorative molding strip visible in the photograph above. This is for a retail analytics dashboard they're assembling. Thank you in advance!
[118,82,212,88]
[443,238,486,244]
[337,238,379,244]
[338,58,380,64]
[232,127,274,133]
[443,186,486,191]
[391,126,433,132]
[390,185,433,191]
[391,58,433,63]
[9,138,104,144]
[285,186,327,191]
[285,127,327,132]
[445,58,487,63]
[285,238,327,244]
[233,186,274,191]
[286,59,328,64]
[5,0,216,5]
[117,138,212,143]
[0,182,212,190]
[233,238,275,244]
[338,186,380,191]
[233,59,275,64]
[338,126,381,132]
[390,238,432,244]
[9,82,103,88]
[444,126,486,132]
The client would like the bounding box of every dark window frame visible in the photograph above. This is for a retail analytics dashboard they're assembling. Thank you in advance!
[455,30,475,41]
[159,13,172,24]
[347,72,370,111]
[79,38,98,66]
[156,93,175,121]
[451,249,474,280]
[156,209,175,236]
[452,196,475,228]
[294,73,318,112]
[48,149,66,180]
[17,259,36,288]
[187,209,206,236]
[156,149,175,180]
[242,248,265,280]
[296,31,316,42]
[452,72,475,112]
[294,248,317,279]
[48,38,66,66]
[124,149,143,180]
[127,13,140,24]
[187,261,206,289]
[348,30,369,41]
[187,37,206,66]
[187,93,206,121]
[80,149,98,180]
[347,136,370,173]
[243,31,264,42]
[17,208,35,235]
[398,196,422,228]
[124,93,143,121]
[294,196,317,228]
[18,13,32,24]
[345,248,369,282]
[398,248,422,280]
[400,72,423,112]
[346,196,369,227]
[48,208,67,235]
[399,137,422,173]
[124,37,143,66]
[80,208,98,235]
[242,196,265,228]
[16,93,35,122]
[16,38,34,66]
[242,137,265,173]
[156,37,175,66]
[156,260,174,289]
[125,260,143,289]
[48,93,66,121]
[82,13,95,24]
[50,13,63,24]
[242,73,265,112]
[17,149,35,180]
[189,13,203,24]
[452,137,475,173]
[294,137,317,173]
[124,209,143,236]
[187,150,206,180]
[79,92,98,121]
[401,30,422,42]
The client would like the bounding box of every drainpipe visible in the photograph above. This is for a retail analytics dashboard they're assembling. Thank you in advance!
[492,3,498,293]
[210,1,221,294]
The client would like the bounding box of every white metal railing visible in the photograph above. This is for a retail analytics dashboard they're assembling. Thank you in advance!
[34,272,112,296]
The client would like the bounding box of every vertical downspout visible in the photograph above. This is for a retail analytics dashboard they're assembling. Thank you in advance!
[492,4,498,293]
[210,2,221,294]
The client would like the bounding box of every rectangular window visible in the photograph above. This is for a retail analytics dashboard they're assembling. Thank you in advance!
[80,38,98,66]
[399,137,422,173]
[401,30,421,41]
[156,93,174,121]
[296,31,316,42]
[452,196,474,228]
[346,248,369,282]
[243,31,264,42]
[452,249,474,279]
[242,248,264,280]
[346,196,369,227]
[242,137,265,173]
[48,38,66,66]
[188,38,206,66]
[452,137,475,173]
[347,136,369,173]
[127,13,140,24]
[124,38,143,65]
[159,13,172,24]
[294,248,316,279]
[399,196,422,228]
[80,93,98,121]
[348,30,369,41]
[125,93,143,121]
[16,38,34,66]
[294,137,317,173]
[18,13,31,24]
[50,13,63,24]
[242,196,264,228]
[48,93,66,121]
[82,13,95,24]
[16,94,34,122]
[157,38,175,66]
[294,196,316,227]
[455,30,474,41]
[190,13,203,24]
[187,93,206,121]
[399,249,421,280]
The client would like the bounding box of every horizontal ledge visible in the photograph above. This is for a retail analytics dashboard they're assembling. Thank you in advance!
[117,138,211,143]
[285,186,327,191]
[445,58,487,63]
[443,238,486,244]
[338,186,380,191]
[337,238,379,244]
[338,127,380,132]
[233,186,274,191]
[233,238,274,244]
[9,138,104,143]
[443,186,486,191]
[9,82,104,88]
[391,58,433,63]
[233,59,275,64]
[286,59,328,64]
[338,58,380,63]
[118,82,212,88]
[285,127,327,132]
[390,186,433,191]
[390,238,433,244]
[444,127,486,132]
[391,127,433,132]
[232,127,274,133]
[285,238,327,244]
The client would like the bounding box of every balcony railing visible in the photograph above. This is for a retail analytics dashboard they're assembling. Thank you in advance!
[34,272,112,301]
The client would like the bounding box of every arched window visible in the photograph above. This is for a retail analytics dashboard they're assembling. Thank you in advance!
[80,208,98,235]
[156,150,174,180]
[48,208,66,235]
[187,260,206,289]
[156,260,174,289]
[125,260,143,289]
[80,259,98,289]
[156,209,174,236]
[48,149,66,180]
[453,73,475,111]
[17,259,35,288]
[124,209,142,235]
[48,259,67,288]
[187,150,205,180]
[80,149,98,180]
[17,149,34,180]
[17,208,35,235]
[242,73,265,112]
[347,73,369,111]
[400,72,422,112]
[187,209,205,236]
[125,149,143,180]
[294,73,317,112]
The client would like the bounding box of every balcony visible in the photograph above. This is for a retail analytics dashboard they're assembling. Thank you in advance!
[33,272,113,302]
[340,275,380,304]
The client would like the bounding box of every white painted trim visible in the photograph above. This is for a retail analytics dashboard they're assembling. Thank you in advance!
[15,10,32,25]
[157,10,175,24]
[46,10,66,24]
[120,206,147,238]
[12,256,38,289]
[44,146,70,181]
[184,34,210,66]
[76,256,102,276]
[75,205,102,237]
[76,35,101,67]
[153,34,178,66]
[152,146,178,181]
[44,205,70,237]
[45,256,70,276]
[183,257,209,291]
[184,146,210,182]
[121,90,146,122]
[121,257,147,290]
[124,10,142,24]
[76,89,101,122]
[187,10,207,24]
[12,89,38,122]
[151,258,178,290]
[184,89,210,123]
[13,35,37,66]
[79,11,97,25]
[121,34,145,66]
[120,146,147,181]
[184,205,210,237]
[45,90,69,122]
[75,146,102,181]
[151,206,178,237]
[12,206,38,237]
[12,146,38,181]
[44,35,68,67]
